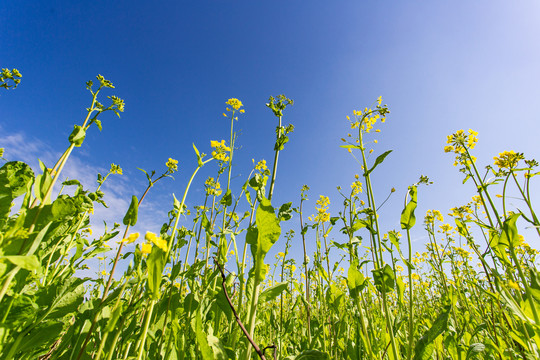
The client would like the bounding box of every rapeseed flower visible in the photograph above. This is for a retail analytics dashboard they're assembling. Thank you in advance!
[493,150,524,170]
[145,231,168,252]
[226,98,243,111]
[166,158,179,172]
[210,140,231,162]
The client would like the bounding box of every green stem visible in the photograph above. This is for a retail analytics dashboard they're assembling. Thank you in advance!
[136,300,156,360]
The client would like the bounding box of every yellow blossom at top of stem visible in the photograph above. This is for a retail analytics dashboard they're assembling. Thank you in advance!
[439,223,453,233]
[425,209,443,224]
[351,180,363,196]
[314,195,331,223]
[226,98,243,111]
[255,159,268,172]
[166,158,179,172]
[493,150,524,170]
[110,163,123,175]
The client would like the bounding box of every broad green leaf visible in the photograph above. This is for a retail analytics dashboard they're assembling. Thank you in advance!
[123,195,139,226]
[250,197,281,283]
[348,259,367,299]
[192,310,215,360]
[0,255,40,271]
[413,305,451,360]
[400,185,417,230]
[372,264,395,292]
[147,245,166,300]
[0,161,34,198]
[220,189,232,206]
[366,150,392,175]
[68,125,86,147]
[500,213,521,249]
[466,343,485,360]
[259,282,288,303]
[17,321,64,354]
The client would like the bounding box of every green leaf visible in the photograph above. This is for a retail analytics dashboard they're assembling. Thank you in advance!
[250,197,281,283]
[413,305,451,360]
[0,161,34,198]
[193,143,203,167]
[400,185,417,230]
[0,255,40,271]
[500,213,521,249]
[123,195,139,226]
[466,343,485,360]
[147,246,166,300]
[295,349,330,359]
[366,150,392,175]
[220,189,232,207]
[17,321,64,354]
[68,125,86,147]
[192,310,215,360]
[388,231,415,270]
[454,218,468,237]
[339,144,361,150]
[278,202,293,221]
[348,259,367,299]
[372,264,395,292]
[259,282,288,303]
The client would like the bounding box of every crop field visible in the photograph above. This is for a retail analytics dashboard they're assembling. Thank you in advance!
[1,69,539,360]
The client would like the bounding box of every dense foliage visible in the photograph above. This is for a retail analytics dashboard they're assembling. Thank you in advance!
[1,72,539,360]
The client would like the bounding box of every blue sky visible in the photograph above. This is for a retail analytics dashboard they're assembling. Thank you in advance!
[2,1,540,270]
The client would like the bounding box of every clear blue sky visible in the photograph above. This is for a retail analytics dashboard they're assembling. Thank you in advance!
[2,1,540,268]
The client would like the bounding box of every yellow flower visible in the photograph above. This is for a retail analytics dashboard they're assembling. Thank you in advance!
[141,243,152,254]
[351,180,363,195]
[226,98,243,110]
[166,158,179,172]
[145,231,168,252]
[493,150,524,169]
[508,280,520,291]
[255,159,267,171]
[120,232,140,244]
[210,140,231,162]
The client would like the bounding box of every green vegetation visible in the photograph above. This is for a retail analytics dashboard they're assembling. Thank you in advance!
[1,73,539,359]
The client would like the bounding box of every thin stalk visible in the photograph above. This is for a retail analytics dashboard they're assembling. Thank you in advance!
[136,300,156,360]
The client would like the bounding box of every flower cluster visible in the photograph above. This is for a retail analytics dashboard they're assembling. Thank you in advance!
[141,231,168,254]
[110,163,123,175]
[255,159,268,172]
[444,129,479,167]
[347,97,389,134]
[166,158,179,172]
[424,210,444,225]
[210,140,231,162]
[493,150,524,170]
[351,178,363,196]
[449,205,473,220]
[204,177,222,196]
[312,195,331,223]
[226,98,244,111]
